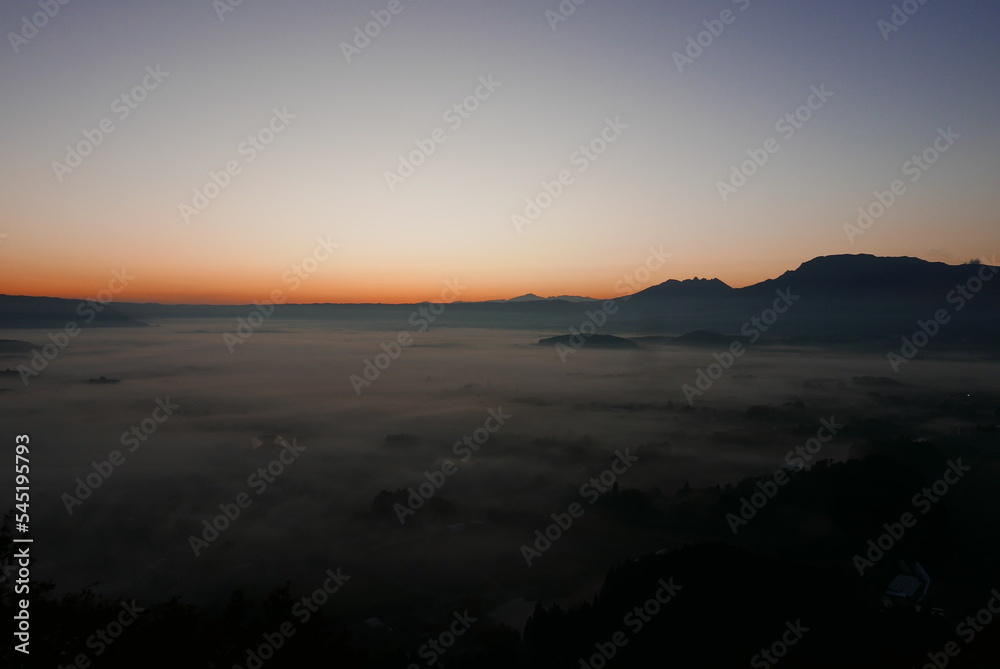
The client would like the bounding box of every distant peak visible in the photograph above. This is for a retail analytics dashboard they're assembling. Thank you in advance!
[629,276,734,300]
[493,293,597,303]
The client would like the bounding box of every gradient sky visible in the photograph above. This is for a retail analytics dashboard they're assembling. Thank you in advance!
[1,0,998,304]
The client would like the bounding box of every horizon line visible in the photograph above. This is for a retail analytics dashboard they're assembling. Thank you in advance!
[3,253,994,307]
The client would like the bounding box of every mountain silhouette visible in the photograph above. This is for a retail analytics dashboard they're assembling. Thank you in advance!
[3,255,997,343]
[630,277,734,300]
[739,254,990,301]
[0,294,146,329]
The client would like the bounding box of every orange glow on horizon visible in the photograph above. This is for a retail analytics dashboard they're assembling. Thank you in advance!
[0,250,786,304]
[0,274,771,305]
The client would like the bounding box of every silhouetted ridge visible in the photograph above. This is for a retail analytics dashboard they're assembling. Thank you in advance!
[630,277,734,300]
[741,254,993,300]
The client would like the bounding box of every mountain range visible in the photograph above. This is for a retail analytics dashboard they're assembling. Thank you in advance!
[2,254,998,343]
[482,293,597,303]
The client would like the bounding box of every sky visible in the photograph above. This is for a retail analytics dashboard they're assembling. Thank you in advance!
[1,0,998,304]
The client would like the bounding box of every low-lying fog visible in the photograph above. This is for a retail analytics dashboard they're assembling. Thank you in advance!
[2,320,998,629]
